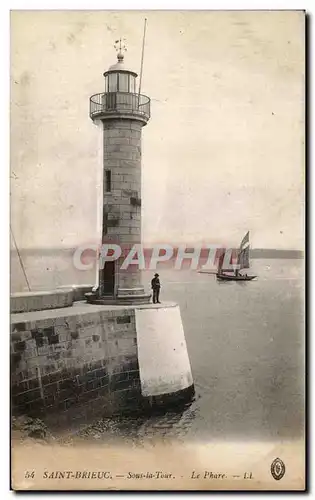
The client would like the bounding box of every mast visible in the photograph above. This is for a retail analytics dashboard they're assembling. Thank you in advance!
[138,18,147,99]
[10,225,31,291]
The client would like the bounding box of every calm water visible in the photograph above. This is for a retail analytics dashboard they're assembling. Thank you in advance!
[76,259,304,444]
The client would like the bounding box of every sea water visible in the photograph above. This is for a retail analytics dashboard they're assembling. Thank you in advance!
[78,258,304,444]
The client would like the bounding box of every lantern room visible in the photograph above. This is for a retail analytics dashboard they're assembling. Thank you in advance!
[89,39,150,123]
[103,51,137,94]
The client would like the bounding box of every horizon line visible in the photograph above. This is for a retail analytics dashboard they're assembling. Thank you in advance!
[9,246,304,255]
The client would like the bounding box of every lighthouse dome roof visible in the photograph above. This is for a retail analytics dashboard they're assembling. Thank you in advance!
[104,52,138,77]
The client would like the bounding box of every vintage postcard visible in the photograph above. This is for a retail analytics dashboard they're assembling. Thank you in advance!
[10,10,305,491]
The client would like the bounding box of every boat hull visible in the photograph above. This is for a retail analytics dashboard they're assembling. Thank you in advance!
[216,273,256,281]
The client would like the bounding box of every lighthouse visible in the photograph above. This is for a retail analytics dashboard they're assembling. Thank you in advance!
[85,39,195,410]
[88,39,151,304]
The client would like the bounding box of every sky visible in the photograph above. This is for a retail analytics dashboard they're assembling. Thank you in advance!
[10,10,305,251]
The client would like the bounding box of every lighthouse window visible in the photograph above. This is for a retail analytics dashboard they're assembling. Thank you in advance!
[108,73,117,92]
[118,73,129,92]
[130,76,136,93]
[105,170,112,193]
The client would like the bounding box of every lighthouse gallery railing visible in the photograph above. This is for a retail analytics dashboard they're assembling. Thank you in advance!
[89,92,150,120]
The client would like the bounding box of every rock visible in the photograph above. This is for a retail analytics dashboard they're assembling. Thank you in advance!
[12,415,51,440]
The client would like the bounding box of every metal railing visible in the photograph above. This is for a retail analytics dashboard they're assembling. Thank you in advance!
[89,92,150,120]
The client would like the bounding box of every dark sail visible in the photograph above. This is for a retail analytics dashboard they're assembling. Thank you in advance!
[218,252,225,271]
[237,231,250,270]
[240,231,249,249]
[237,245,250,270]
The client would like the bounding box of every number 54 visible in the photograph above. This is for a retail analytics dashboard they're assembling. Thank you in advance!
[24,471,35,479]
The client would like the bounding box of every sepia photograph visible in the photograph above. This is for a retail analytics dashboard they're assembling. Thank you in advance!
[10,9,305,491]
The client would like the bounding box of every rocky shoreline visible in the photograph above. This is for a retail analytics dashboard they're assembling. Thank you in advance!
[11,414,147,446]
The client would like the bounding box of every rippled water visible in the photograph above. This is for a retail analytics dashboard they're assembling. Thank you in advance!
[79,258,304,444]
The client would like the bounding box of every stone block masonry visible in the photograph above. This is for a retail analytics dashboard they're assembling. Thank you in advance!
[10,302,194,425]
[102,119,143,296]
[11,306,141,422]
[103,120,142,234]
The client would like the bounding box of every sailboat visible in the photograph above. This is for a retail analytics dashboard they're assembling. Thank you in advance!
[216,231,257,281]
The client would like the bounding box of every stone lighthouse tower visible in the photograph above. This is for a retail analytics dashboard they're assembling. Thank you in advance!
[85,40,195,410]
[88,40,151,304]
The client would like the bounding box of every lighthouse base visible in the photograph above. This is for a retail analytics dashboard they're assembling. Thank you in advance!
[141,384,195,413]
[85,291,152,305]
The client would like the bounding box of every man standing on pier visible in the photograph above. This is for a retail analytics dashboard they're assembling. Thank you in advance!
[151,273,161,304]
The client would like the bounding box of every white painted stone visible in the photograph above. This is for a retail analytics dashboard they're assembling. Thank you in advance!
[135,305,193,397]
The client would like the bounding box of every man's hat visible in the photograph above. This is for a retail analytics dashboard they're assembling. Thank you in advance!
[154,273,159,277]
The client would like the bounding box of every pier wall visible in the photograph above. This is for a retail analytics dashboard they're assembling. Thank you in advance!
[10,303,194,425]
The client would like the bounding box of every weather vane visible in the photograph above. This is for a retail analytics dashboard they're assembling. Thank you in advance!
[114,38,127,55]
